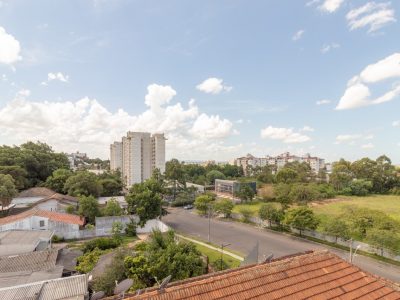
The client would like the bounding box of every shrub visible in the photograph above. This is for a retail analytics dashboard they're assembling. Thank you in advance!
[83,237,121,253]
[125,219,137,237]
[51,234,65,243]
[213,199,234,218]
[238,207,253,223]
[258,203,283,227]
[76,248,104,273]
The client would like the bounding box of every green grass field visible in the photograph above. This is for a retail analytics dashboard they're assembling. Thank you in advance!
[312,195,400,222]
[194,244,241,270]
[232,201,281,216]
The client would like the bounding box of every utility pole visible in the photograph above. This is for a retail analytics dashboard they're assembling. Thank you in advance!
[208,204,212,243]
[220,243,231,271]
[349,238,353,262]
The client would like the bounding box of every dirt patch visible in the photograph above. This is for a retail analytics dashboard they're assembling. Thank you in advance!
[309,197,348,207]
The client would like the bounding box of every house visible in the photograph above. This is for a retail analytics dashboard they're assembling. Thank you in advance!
[0,249,63,288]
[0,208,85,239]
[11,187,78,214]
[0,274,88,300]
[0,230,53,256]
[121,250,400,300]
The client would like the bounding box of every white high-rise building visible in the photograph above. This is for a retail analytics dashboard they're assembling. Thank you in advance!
[110,132,166,187]
[110,141,123,171]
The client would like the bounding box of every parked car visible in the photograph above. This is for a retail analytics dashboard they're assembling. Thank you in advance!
[183,204,193,210]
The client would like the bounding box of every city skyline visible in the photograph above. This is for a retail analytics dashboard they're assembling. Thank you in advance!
[0,1,400,163]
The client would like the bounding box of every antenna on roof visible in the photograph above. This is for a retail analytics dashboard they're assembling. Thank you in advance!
[113,278,133,298]
[90,291,105,300]
[263,253,274,263]
[158,275,172,293]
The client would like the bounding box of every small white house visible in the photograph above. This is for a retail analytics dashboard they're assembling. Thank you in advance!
[0,209,85,239]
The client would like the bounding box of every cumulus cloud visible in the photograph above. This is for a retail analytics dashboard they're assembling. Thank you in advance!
[196,78,232,94]
[292,30,305,41]
[319,0,345,13]
[321,43,340,53]
[0,84,238,159]
[335,133,374,145]
[16,89,31,98]
[336,53,400,110]
[260,126,311,143]
[0,27,22,65]
[316,99,331,105]
[41,72,69,85]
[346,2,396,33]
[300,126,315,132]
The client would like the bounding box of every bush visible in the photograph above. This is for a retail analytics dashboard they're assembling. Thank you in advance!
[83,237,121,253]
[238,207,253,223]
[212,258,229,271]
[390,187,400,195]
[125,219,137,237]
[342,179,372,196]
[288,184,319,204]
[258,203,283,227]
[213,199,234,218]
[51,234,65,243]
[76,248,104,273]
[316,183,336,199]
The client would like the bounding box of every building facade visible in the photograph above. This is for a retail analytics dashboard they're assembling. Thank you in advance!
[110,132,166,187]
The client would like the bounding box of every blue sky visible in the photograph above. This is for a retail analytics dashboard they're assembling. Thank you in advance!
[0,0,399,163]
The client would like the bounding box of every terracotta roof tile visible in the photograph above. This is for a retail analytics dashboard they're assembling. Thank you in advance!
[120,250,400,300]
[0,208,85,226]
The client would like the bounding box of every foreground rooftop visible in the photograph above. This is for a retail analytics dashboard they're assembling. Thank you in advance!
[122,250,400,300]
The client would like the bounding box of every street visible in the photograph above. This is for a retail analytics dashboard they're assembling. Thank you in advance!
[163,207,400,283]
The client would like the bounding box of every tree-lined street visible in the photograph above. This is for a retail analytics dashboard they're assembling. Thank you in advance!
[163,207,400,282]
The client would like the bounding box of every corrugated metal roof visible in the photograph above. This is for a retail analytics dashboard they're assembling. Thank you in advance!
[0,274,88,300]
[0,230,53,257]
[121,250,400,300]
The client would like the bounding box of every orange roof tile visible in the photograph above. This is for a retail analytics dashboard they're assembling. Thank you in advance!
[0,208,85,226]
[121,250,400,300]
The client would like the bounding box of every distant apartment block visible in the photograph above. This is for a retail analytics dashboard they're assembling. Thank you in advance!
[110,132,166,187]
[215,179,256,199]
[234,152,326,174]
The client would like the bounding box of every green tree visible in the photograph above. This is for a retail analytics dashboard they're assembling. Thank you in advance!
[366,229,400,256]
[274,183,292,208]
[165,159,184,201]
[275,168,298,184]
[44,168,73,193]
[256,165,274,183]
[284,207,319,236]
[343,179,372,196]
[99,178,122,196]
[214,199,234,218]
[288,183,319,204]
[234,184,255,203]
[206,170,226,185]
[330,159,353,191]
[194,194,214,216]
[238,207,253,223]
[321,219,350,243]
[126,178,163,226]
[0,166,28,190]
[259,203,283,227]
[0,174,18,212]
[78,195,101,224]
[124,230,205,290]
[111,221,123,243]
[64,171,103,197]
[102,198,123,216]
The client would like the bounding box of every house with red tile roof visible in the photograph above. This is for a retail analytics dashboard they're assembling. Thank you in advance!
[0,208,85,239]
[117,250,400,300]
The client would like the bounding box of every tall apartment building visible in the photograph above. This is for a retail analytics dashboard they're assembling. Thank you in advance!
[110,132,166,187]
[110,141,123,171]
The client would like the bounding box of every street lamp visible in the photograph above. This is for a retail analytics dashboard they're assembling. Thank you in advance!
[348,238,361,263]
[220,243,231,271]
[207,203,213,243]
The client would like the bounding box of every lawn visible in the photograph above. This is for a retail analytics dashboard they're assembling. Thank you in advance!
[312,195,400,222]
[194,243,241,270]
[232,201,281,216]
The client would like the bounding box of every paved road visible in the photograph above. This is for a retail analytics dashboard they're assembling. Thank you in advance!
[163,208,400,283]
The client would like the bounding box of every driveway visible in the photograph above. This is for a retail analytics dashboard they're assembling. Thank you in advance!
[163,207,400,283]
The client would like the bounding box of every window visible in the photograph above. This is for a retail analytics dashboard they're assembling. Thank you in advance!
[39,220,45,227]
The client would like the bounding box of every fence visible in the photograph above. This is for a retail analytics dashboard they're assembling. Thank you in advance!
[54,216,169,240]
[230,212,400,262]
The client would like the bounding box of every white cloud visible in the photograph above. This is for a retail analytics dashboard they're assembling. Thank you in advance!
[316,99,331,105]
[336,53,400,110]
[260,126,311,143]
[0,84,238,160]
[196,78,232,94]
[335,133,374,145]
[292,30,305,41]
[48,72,69,82]
[361,143,374,149]
[1,74,7,82]
[346,2,396,33]
[190,114,234,139]
[321,43,340,53]
[0,27,22,65]
[300,126,315,132]
[306,0,320,7]
[16,89,31,98]
[319,0,345,13]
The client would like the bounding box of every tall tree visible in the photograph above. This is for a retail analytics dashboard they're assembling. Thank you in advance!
[44,168,73,193]
[283,206,319,236]
[165,159,184,200]
[0,174,18,211]
[64,171,103,197]
[78,195,101,224]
